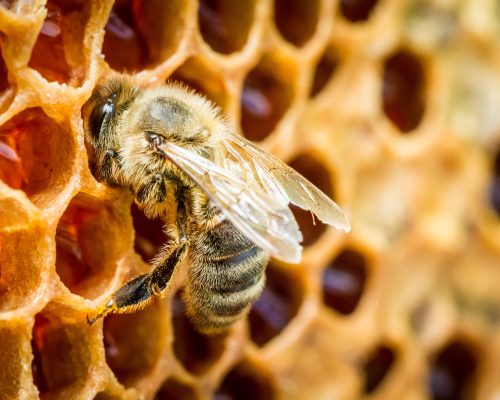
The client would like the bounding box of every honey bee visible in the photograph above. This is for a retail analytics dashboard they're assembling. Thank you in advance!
[83,76,350,334]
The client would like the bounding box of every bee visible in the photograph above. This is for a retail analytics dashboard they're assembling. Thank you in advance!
[83,76,350,334]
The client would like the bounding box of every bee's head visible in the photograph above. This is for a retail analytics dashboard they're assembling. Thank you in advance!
[82,77,139,183]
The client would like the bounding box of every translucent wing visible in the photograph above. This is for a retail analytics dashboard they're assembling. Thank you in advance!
[220,132,351,232]
[155,142,303,263]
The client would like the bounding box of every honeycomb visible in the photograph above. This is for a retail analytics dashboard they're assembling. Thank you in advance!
[1,0,500,399]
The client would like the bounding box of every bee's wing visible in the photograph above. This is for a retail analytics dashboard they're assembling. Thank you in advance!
[220,132,351,232]
[155,142,303,263]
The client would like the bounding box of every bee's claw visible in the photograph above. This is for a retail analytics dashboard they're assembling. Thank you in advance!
[87,298,116,325]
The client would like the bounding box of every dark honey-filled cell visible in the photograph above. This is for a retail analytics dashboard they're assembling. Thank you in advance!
[339,0,379,22]
[322,249,367,315]
[274,0,319,47]
[0,108,73,207]
[155,377,199,400]
[31,313,93,396]
[241,56,295,141]
[28,0,90,84]
[131,203,169,263]
[172,293,226,375]
[56,194,127,299]
[248,265,304,346]
[428,340,478,400]
[310,47,339,97]
[198,0,255,54]
[0,50,8,94]
[382,49,426,133]
[362,345,396,394]
[104,300,166,385]
[489,150,500,215]
[169,58,227,109]
[215,361,276,400]
[288,154,333,246]
[102,0,187,72]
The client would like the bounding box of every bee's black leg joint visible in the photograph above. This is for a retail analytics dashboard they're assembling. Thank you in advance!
[150,243,188,293]
[113,273,152,309]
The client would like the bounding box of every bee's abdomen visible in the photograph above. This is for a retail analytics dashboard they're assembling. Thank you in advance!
[186,220,269,334]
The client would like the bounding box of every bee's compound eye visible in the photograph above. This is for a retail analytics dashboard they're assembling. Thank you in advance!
[89,100,115,140]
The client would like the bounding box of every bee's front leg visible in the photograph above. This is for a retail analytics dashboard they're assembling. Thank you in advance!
[87,241,187,324]
[136,173,167,204]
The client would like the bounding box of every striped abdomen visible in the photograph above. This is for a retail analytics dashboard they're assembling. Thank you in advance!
[185,219,269,334]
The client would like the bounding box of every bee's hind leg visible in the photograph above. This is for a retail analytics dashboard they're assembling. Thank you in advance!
[87,242,187,325]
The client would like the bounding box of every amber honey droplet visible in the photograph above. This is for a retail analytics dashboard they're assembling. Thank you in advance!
[339,0,379,22]
[249,266,303,346]
[198,0,254,54]
[241,59,293,141]
[172,293,226,374]
[322,249,367,314]
[274,0,319,47]
[382,49,426,133]
[429,341,477,400]
[362,345,396,393]
[288,155,333,246]
[215,362,275,400]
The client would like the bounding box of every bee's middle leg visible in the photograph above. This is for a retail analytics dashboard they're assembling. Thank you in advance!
[87,242,187,324]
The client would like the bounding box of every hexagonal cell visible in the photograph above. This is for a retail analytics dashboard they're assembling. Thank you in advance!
[28,0,91,84]
[131,202,169,263]
[56,194,129,299]
[382,49,426,133]
[102,0,188,72]
[274,0,319,47]
[241,55,295,141]
[169,57,228,109]
[103,299,167,386]
[248,264,304,346]
[0,227,46,311]
[214,361,276,400]
[31,311,94,397]
[310,46,339,97]
[171,293,227,375]
[339,0,379,23]
[288,154,334,246]
[362,344,396,394]
[155,377,199,400]
[322,249,367,315]
[489,150,500,215]
[0,108,74,208]
[428,340,478,400]
[198,0,255,54]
